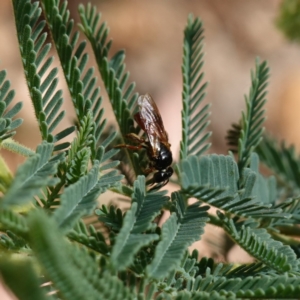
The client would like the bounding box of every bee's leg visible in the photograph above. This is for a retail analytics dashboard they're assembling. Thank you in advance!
[143,167,155,175]
[115,144,143,151]
[125,133,146,144]
[115,133,147,150]
[145,170,155,185]
[148,180,169,191]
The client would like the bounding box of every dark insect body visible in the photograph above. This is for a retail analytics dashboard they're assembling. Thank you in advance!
[117,94,173,188]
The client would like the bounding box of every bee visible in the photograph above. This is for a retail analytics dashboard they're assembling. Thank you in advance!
[116,94,173,188]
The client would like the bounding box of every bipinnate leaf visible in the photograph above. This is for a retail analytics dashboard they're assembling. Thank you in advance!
[53,161,103,231]
[249,152,277,205]
[111,202,159,271]
[146,192,209,279]
[177,154,283,219]
[132,176,169,232]
[177,154,238,199]
[219,213,300,274]
[1,142,63,208]
[28,209,134,300]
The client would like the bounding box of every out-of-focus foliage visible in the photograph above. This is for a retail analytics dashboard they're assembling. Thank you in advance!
[277,0,300,42]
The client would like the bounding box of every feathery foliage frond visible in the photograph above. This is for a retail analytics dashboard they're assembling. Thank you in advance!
[68,220,110,255]
[177,154,238,197]
[174,274,300,299]
[28,210,134,300]
[79,3,138,136]
[111,202,159,271]
[234,59,269,176]
[131,176,169,232]
[41,0,117,167]
[12,0,74,150]
[66,111,95,185]
[177,154,284,219]
[53,161,103,231]
[1,143,64,208]
[0,209,28,236]
[41,0,97,119]
[0,70,23,141]
[0,229,27,251]
[97,204,124,232]
[196,259,271,279]
[218,212,299,274]
[248,153,277,205]
[41,0,121,191]
[257,134,300,194]
[111,176,168,271]
[180,15,211,160]
[146,192,209,279]
[221,261,270,278]
[271,197,300,228]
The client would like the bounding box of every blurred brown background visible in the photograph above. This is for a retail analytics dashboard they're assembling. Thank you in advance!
[1,0,300,298]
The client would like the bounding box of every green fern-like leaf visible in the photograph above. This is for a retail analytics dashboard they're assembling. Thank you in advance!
[218,212,299,274]
[131,176,169,232]
[111,201,159,271]
[0,70,23,141]
[12,0,74,149]
[0,230,27,251]
[177,154,284,219]
[237,58,269,175]
[193,273,300,299]
[271,197,300,228]
[146,192,209,279]
[53,161,103,231]
[79,3,137,136]
[1,142,64,208]
[97,204,124,232]
[180,14,211,160]
[248,153,277,205]
[0,209,28,236]
[42,0,121,186]
[28,209,134,300]
[68,220,110,255]
[196,259,270,280]
[257,134,300,194]
[110,176,169,271]
[66,111,95,184]
[177,154,238,197]
[111,187,166,270]
[41,0,97,118]
[41,0,115,175]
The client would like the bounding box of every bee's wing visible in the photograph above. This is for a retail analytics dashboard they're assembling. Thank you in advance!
[134,94,170,156]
